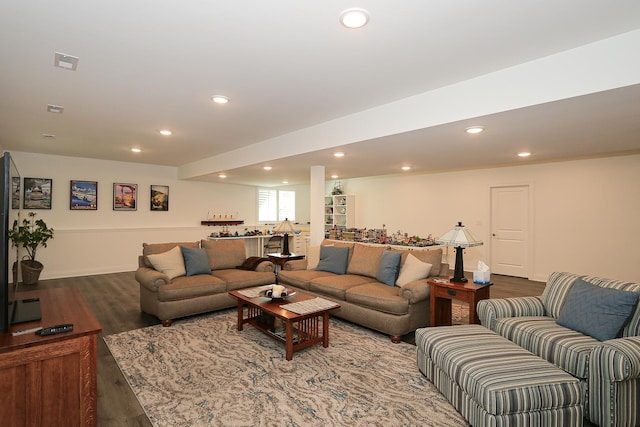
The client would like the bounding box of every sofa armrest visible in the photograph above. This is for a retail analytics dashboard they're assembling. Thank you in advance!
[255,261,275,272]
[591,336,640,382]
[283,259,307,271]
[588,336,640,427]
[477,296,545,331]
[134,267,170,292]
[400,279,429,304]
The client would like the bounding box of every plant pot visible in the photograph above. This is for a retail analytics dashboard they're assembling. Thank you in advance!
[20,260,43,285]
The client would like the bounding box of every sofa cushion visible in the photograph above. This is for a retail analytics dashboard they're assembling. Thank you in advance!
[210,269,275,291]
[346,283,409,315]
[277,269,335,290]
[201,238,247,270]
[494,316,597,379]
[316,246,350,275]
[309,274,375,300]
[377,250,402,286]
[347,244,384,278]
[145,245,186,280]
[306,245,321,270]
[396,253,432,287]
[321,239,355,261]
[157,274,227,302]
[393,248,442,277]
[541,272,584,319]
[142,241,199,268]
[587,278,640,337]
[181,246,212,276]
[556,278,640,341]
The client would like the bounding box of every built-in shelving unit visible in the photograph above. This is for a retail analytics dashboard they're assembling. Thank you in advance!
[324,195,355,234]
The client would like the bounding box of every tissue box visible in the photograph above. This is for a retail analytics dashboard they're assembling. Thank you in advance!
[473,270,491,284]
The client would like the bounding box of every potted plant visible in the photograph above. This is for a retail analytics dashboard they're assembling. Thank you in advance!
[9,212,54,285]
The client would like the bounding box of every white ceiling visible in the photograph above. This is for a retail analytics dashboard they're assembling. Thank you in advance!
[1,1,640,187]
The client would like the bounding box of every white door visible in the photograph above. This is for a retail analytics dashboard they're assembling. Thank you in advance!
[490,185,530,278]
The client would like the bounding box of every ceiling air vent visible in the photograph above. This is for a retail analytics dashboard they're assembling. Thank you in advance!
[54,52,79,71]
[47,104,64,114]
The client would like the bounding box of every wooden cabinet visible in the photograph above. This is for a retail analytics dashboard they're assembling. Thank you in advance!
[0,287,101,426]
[324,195,355,235]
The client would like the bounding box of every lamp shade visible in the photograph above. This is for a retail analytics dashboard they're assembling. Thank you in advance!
[273,218,295,233]
[436,221,483,248]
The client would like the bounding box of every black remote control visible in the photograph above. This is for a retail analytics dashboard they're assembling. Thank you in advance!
[36,324,74,336]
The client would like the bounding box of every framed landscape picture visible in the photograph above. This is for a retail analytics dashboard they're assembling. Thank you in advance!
[23,177,52,209]
[113,183,137,211]
[150,185,169,211]
[70,180,98,210]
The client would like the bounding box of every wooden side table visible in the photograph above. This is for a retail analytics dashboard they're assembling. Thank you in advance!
[428,278,492,326]
[267,252,305,273]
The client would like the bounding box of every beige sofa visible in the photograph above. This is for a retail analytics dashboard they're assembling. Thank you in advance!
[135,239,275,326]
[277,240,448,343]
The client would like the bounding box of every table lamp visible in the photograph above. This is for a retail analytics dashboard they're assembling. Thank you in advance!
[436,221,483,283]
[273,218,295,255]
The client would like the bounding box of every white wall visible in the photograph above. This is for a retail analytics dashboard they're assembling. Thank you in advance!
[339,154,640,283]
[10,152,310,279]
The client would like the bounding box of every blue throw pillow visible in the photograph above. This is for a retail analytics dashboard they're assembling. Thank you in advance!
[181,246,211,276]
[315,246,350,275]
[556,278,640,341]
[377,250,401,286]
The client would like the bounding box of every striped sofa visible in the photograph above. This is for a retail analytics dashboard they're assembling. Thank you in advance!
[477,272,640,427]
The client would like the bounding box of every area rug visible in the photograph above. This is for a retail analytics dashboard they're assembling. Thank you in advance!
[104,309,467,427]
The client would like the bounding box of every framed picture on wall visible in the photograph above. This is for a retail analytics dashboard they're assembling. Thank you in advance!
[150,185,169,211]
[70,180,98,210]
[23,177,52,209]
[113,183,137,211]
[11,177,20,209]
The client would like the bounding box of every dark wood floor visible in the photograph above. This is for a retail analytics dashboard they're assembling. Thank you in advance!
[30,272,547,426]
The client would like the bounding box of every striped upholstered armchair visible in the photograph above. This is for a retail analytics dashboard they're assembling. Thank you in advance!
[477,272,640,427]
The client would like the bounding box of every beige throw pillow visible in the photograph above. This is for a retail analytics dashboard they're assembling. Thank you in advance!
[396,253,432,287]
[306,245,321,270]
[146,245,186,280]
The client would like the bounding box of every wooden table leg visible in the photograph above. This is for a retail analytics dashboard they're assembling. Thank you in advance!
[434,297,453,326]
[236,301,244,331]
[323,312,329,348]
[285,320,294,361]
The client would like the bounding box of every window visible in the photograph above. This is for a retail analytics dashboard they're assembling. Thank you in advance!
[258,189,295,222]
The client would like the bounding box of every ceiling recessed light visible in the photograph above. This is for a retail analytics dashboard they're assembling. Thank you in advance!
[340,8,369,29]
[159,129,172,136]
[212,95,229,104]
[263,166,272,171]
[218,173,227,179]
[282,180,289,184]
[465,126,484,134]
[47,104,64,114]
[131,148,141,153]
[518,151,531,157]
[54,52,79,71]
[331,175,339,179]
[334,152,345,158]
[402,166,411,171]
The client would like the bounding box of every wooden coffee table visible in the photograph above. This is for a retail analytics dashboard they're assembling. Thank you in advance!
[229,288,339,361]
